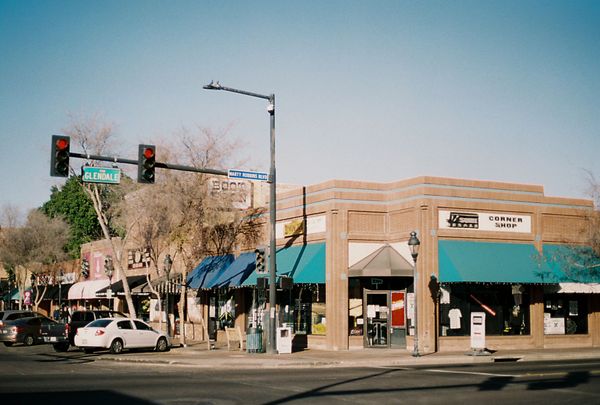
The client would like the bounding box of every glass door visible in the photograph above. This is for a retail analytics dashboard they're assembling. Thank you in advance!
[363,289,390,348]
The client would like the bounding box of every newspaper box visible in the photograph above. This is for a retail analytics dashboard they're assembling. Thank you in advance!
[276,327,292,354]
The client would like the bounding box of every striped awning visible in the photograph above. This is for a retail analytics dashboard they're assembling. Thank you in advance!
[152,273,183,295]
[187,255,235,290]
[95,275,148,297]
[68,279,110,300]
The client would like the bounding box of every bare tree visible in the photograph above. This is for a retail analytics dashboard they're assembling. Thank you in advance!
[63,115,138,317]
[586,173,600,259]
[0,210,69,310]
[118,185,175,331]
[121,127,263,345]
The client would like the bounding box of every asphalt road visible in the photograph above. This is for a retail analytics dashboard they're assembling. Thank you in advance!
[1,344,600,404]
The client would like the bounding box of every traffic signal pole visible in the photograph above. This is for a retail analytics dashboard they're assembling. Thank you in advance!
[68,152,228,176]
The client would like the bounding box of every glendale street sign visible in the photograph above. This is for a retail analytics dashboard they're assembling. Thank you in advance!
[228,169,269,182]
[82,167,121,184]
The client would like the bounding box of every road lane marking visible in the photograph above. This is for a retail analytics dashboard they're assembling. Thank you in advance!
[425,369,521,378]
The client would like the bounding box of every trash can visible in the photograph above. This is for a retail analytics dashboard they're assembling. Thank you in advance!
[276,327,292,354]
[246,327,264,353]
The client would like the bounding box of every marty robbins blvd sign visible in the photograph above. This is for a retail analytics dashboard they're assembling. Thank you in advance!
[228,169,268,182]
[82,167,121,185]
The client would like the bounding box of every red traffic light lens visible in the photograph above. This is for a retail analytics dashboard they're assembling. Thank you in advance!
[55,138,69,150]
[143,147,155,159]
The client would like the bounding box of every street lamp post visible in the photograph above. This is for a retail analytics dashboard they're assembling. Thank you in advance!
[104,256,114,310]
[30,273,36,310]
[58,270,63,311]
[163,254,173,337]
[203,81,278,354]
[408,231,421,357]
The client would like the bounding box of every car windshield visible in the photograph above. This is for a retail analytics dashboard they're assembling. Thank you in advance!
[87,319,113,328]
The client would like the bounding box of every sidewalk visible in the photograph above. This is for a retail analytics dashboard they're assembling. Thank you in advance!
[98,340,600,369]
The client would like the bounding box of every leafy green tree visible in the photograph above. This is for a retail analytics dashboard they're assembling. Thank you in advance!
[41,176,102,258]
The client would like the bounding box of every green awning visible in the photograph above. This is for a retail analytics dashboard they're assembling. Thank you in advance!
[242,243,326,286]
[543,244,600,283]
[438,240,555,283]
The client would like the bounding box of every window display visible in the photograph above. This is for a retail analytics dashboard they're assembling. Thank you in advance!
[439,283,530,336]
[543,294,587,335]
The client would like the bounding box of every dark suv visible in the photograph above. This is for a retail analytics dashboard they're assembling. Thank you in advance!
[67,310,127,345]
[0,310,43,328]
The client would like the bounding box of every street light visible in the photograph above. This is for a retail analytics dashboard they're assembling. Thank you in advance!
[58,270,63,312]
[203,80,278,354]
[163,254,173,337]
[408,231,421,357]
[104,255,114,310]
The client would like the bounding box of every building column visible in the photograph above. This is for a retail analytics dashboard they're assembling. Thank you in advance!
[326,209,349,350]
[419,203,437,354]
[530,286,545,348]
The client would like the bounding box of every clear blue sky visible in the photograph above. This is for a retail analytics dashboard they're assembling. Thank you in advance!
[1,0,599,217]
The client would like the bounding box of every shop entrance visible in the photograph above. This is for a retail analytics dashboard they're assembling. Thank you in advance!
[363,289,407,348]
[363,290,389,347]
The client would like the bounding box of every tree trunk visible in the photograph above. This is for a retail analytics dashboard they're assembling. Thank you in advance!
[85,184,136,318]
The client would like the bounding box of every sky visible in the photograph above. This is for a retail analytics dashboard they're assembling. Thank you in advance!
[1,0,599,220]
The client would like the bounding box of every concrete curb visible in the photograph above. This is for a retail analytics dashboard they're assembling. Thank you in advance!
[95,347,600,370]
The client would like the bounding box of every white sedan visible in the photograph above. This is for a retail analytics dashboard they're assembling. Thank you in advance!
[74,317,170,354]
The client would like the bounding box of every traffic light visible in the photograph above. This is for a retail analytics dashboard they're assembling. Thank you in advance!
[51,135,70,177]
[81,259,89,279]
[104,256,114,273]
[279,276,293,290]
[137,144,156,184]
[255,247,266,274]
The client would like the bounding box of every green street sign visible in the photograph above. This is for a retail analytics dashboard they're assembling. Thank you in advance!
[82,167,121,184]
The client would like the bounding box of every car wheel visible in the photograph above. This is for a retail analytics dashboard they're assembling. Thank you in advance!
[3,342,14,347]
[156,337,169,352]
[110,339,123,354]
[83,348,95,354]
[53,342,69,352]
[23,335,35,346]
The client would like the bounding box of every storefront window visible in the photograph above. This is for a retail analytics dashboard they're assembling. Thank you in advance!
[217,293,235,329]
[439,283,530,336]
[291,284,326,335]
[348,279,363,336]
[543,294,588,335]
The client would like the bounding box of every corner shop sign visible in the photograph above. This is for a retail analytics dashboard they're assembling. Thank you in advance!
[439,210,531,233]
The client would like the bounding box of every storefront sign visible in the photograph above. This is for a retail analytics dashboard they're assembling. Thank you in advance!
[276,215,326,239]
[208,177,251,209]
[439,210,531,233]
[284,219,304,237]
[128,248,151,269]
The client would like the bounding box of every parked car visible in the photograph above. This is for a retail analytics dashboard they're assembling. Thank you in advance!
[74,317,170,354]
[39,317,70,352]
[0,316,47,346]
[0,310,43,329]
[66,310,127,345]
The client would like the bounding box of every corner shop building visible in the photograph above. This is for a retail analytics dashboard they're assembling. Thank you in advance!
[273,176,600,352]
